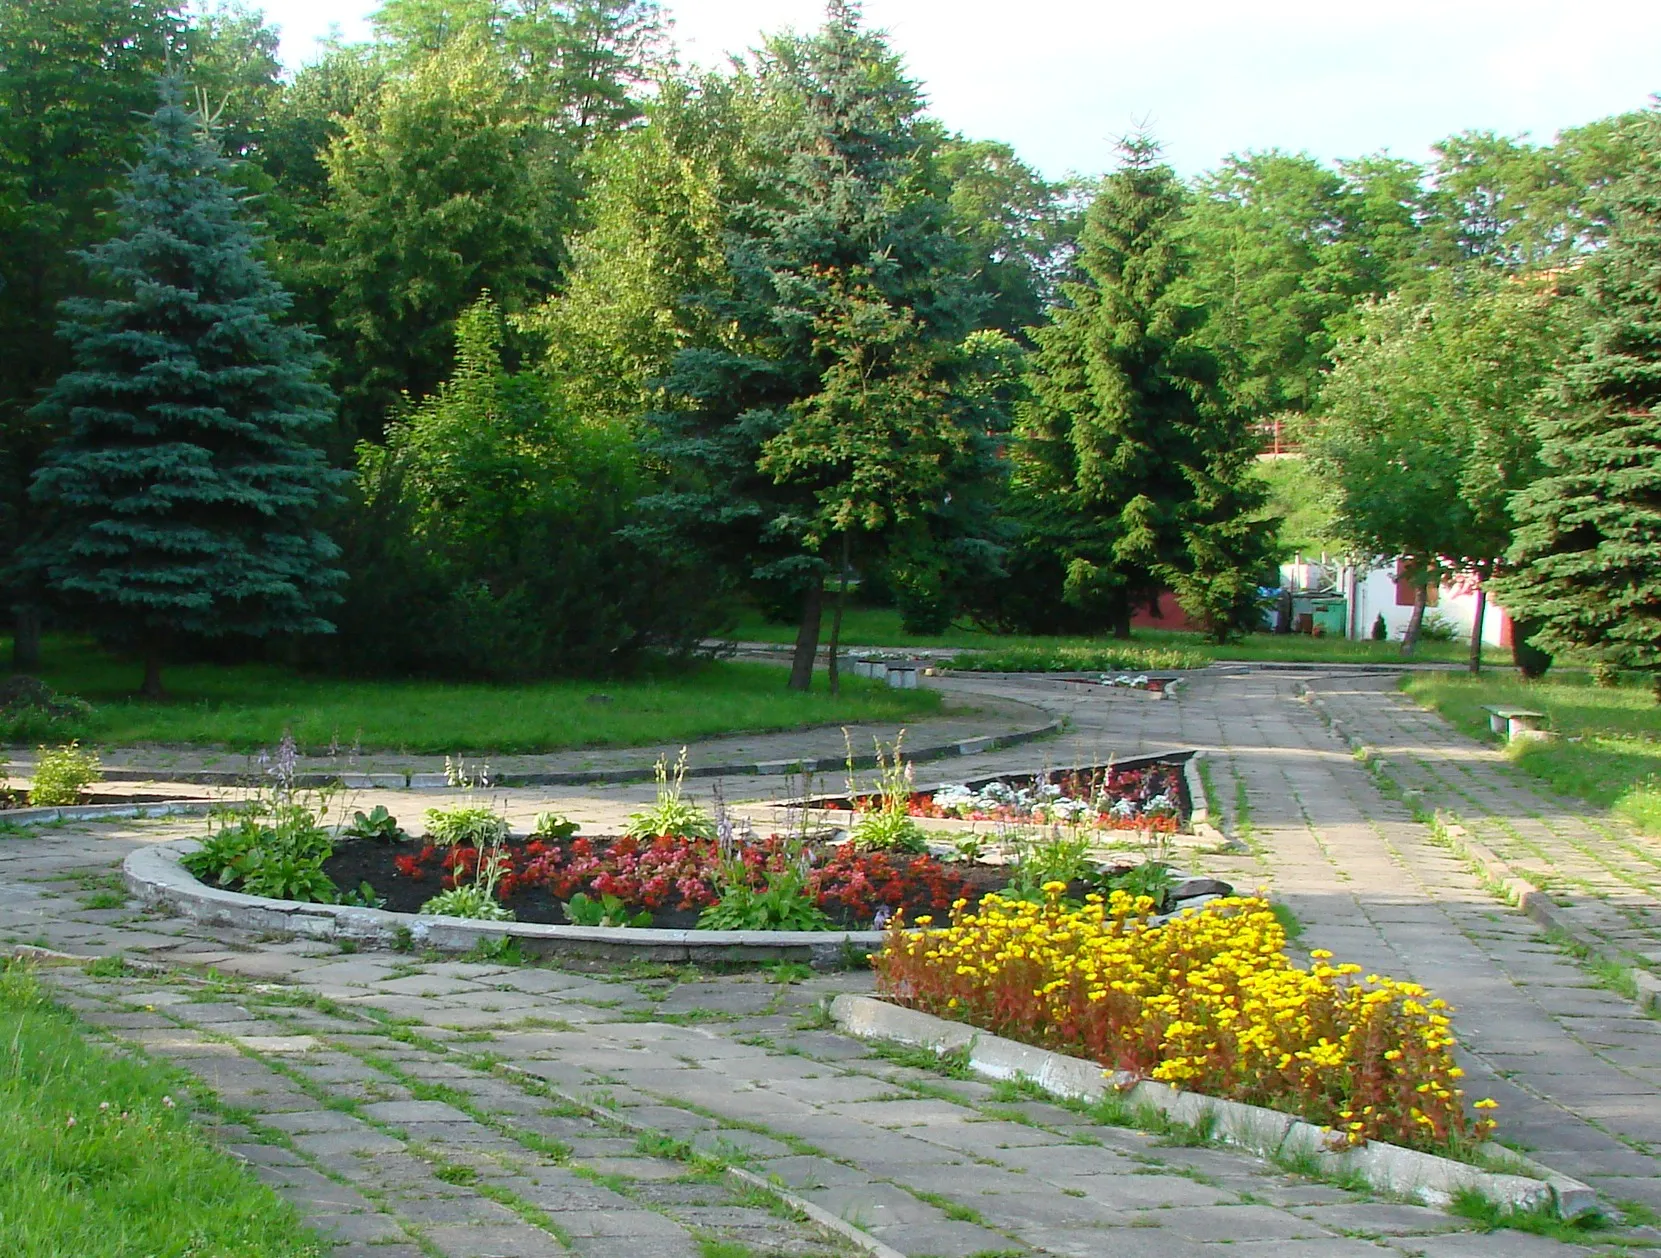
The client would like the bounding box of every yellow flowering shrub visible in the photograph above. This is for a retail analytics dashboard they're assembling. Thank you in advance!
[875,885,1496,1152]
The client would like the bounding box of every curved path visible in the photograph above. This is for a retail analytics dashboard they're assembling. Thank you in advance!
[3,666,1661,1257]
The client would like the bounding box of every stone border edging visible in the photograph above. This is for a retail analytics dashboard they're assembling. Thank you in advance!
[0,799,219,825]
[1431,813,1661,1017]
[829,994,1595,1219]
[84,715,1061,791]
[123,842,885,966]
[1295,684,1661,1017]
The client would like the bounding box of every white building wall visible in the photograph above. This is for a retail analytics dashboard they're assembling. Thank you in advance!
[1282,558,1511,646]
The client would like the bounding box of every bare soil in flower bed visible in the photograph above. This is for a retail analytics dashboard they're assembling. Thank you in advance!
[321,835,1033,930]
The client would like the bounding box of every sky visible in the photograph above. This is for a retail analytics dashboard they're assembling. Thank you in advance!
[254,0,1661,178]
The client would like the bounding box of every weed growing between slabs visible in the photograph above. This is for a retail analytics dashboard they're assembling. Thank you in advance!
[0,961,323,1257]
[1403,671,1661,836]
[877,888,1497,1154]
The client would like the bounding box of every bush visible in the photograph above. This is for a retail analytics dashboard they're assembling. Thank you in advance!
[951,643,1207,673]
[0,677,92,742]
[29,741,101,806]
[877,888,1496,1153]
[326,298,723,680]
[1417,611,1458,643]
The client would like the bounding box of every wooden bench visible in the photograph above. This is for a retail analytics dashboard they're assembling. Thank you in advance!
[1482,705,1549,740]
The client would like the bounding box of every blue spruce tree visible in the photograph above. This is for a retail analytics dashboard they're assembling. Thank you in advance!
[30,81,346,696]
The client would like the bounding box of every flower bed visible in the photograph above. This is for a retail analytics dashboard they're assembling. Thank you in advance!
[329,834,994,929]
[814,762,1186,831]
[876,887,1497,1153]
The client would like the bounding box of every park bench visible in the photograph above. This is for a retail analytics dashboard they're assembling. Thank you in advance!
[1483,704,1549,740]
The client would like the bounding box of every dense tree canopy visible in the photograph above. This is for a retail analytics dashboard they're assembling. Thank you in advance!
[0,0,1653,686]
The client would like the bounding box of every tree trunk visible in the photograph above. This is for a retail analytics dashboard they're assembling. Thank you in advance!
[1468,581,1487,675]
[141,646,165,700]
[1400,583,1428,658]
[787,575,824,692]
[825,534,851,697]
[1110,594,1132,640]
[11,605,40,672]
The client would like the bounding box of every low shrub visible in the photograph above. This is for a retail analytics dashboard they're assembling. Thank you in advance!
[0,676,92,742]
[876,888,1496,1153]
[950,644,1207,674]
[29,741,102,806]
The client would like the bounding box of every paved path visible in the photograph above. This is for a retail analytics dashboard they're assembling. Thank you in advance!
[4,666,1661,1256]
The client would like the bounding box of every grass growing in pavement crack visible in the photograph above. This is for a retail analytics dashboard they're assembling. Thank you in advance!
[1448,1187,1612,1242]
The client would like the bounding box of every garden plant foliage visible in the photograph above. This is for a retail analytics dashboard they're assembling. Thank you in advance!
[877,888,1496,1152]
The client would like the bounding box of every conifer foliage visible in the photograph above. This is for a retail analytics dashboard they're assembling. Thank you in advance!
[1494,111,1661,696]
[29,82,345,697]
[1016,136,1276,642]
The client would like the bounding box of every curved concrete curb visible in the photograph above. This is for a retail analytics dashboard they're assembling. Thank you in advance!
[124,842,884,967]
[85,716,1062,791]
[0,799,219,826]
[1297,684,1661,1018]
[830,994,1596,1220]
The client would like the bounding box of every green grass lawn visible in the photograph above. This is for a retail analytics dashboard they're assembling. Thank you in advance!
[1402,671,1661,836]
[0,961,323,1258]
[11,639,940,755]
[726,606,1502,666]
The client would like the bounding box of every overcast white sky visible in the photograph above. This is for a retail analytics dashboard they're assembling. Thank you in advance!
[252,0,1661,178]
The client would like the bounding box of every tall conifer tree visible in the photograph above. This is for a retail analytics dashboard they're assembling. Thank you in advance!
[640,1,998,689]
[30,82,346,697]
[1494,109,1661,696]
[1016,136,1276,641]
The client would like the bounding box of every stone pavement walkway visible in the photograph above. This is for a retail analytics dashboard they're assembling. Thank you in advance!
[3,666,1661,1255]
[1303,674,1661,978]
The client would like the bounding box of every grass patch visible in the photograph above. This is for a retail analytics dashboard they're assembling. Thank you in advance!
[727,606,1501,666]
[1448,1186,1610,1241]
[0,962,323,1257]
[13,637,937,755]
[1402,671,1661,836]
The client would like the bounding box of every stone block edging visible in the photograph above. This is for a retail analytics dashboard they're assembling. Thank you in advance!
[1295,683,1661,1018]
[86,716,1061,791]
[829,994,1596,1220]
[0,799,219,826]
[123,842,885,966]
[1430,812,1661,1017]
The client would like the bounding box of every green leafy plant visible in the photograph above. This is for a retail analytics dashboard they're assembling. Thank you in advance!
[420,831,513,920]
[423,805,509,847]
[342,804,408,844]
[182,804,339,903]
[0,677,92,742]
[419,883,514,921]
[1099,860,1175,906]
[1002,828,1096,902]
[848,731,926,853]
[532,811,579,839]
[698,865,832,932]
[339,880,385,909]
[29,741,101,806]
[563,891,652,928]
[626,748,715,840]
